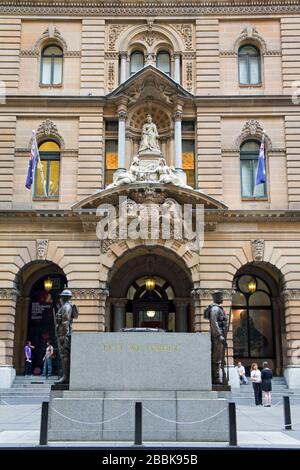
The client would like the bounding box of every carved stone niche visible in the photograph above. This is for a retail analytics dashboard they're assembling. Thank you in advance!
[36,239,49,260]
[251,239,265,262]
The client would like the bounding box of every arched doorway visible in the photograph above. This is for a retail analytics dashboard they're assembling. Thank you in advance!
[107,248,192,332]
[125,276,176,330]
[232,263,284,376]
[13,261,67,375]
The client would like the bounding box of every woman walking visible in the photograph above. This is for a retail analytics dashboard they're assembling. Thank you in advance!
[251,362,262,406]
[261,361,273,407]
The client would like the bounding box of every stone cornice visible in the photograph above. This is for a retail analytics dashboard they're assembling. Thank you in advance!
[71,288,109,300]
[0,1,299,16]
[281,289,300,301]
[2,95,298,109]
[2,209,300,225]
[191,288,235,301]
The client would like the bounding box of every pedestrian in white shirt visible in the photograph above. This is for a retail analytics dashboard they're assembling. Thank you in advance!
[251,362,262,406]
[235,361,248,385]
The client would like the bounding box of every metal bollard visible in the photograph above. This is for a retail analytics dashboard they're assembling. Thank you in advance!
[39,401,49,445]
[283,396,292,430]
[134,401,143,446]
[228,402,238,446]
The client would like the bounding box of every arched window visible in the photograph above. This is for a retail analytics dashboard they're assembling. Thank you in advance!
[238,45,261,85]
[130,51,144,75]
[156,51,171,76]
[41,45,63,85]
[232,274,274,361]
[34,141,60,198]
[240,140,267,198]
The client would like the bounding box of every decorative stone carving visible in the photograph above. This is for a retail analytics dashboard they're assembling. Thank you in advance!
[251,239,265,262]
[2,3,300,17]
[108,24,127,51]
[100,239,116,254]
[124,77,175,105]
[233,27,267,54]
[130,187,167,204]
[71,288,109,300]
[107,62,115,92]
[32,25,68,54]
[281,289,300,301]
[0,288,20,301]
[220,26,281,57]
[36,239,49,260]
[191,289,235,301]
[173,24,193,51]
[186,62,193,93]
[36,120,65,147]
[235,120,272,150]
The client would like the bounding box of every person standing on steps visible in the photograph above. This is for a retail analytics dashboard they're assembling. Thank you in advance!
[251,362,263,406]
[42,340,54,379]
[24,340,35,377]
[261,361,273,407]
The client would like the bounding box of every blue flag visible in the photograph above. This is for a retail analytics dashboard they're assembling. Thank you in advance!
[25,131,38,189]
[255,133,266,185]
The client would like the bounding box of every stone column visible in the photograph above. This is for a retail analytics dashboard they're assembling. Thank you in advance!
[112,298,127,332]
[173,109,185,183]
[281,289,300,389]
[119,51,127,83]
[117,109,127,173]
[174,298,189,332]
[0,288,19,388]
[174,52,181,83]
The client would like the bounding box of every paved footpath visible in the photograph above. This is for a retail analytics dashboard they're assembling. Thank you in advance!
[1,395,300,448]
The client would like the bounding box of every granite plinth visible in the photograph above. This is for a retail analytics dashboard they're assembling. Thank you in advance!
[70,332,211,391]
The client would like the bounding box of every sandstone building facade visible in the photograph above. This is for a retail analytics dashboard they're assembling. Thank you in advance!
[0,0,300,388]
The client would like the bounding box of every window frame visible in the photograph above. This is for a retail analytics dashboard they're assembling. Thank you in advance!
[240,140,267,199]
[33,142,60,199]
[232,274,275,359]
[130,51,144,76]
[156,50,171,76]
[40,44,64,86]
[238,44,262,86]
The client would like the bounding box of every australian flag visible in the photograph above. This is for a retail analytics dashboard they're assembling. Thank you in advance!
[255,133,266,185]
[25,131,38,190]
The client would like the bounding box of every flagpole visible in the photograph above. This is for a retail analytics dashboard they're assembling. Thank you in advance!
[32,130,48,198]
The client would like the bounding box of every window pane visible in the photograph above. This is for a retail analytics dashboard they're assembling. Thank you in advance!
[41,57,51,84]
[105,140,118,186]
[249,291,271,307]
[232,291,247,307]
[182,121,195,132]
[232,309,249,357]
[182,140,195,188]
[250,56,260,84]
[48,160,60,197]
[241,141,260,153]
[130,52,144,74]
[239,56,248,84]
[249,309,274,357]
[39,141,60,152]
[157,52,170,75]
[43,46,62,56]
[241,160,253,197]
[35,161,48,197]
[53,57,63,84]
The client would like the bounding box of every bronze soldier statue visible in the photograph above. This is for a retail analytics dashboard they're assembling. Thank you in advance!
[204,291,229,385]
[55,289,78,385]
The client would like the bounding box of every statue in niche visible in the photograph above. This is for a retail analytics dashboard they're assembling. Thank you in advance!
[139,114,161,153]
